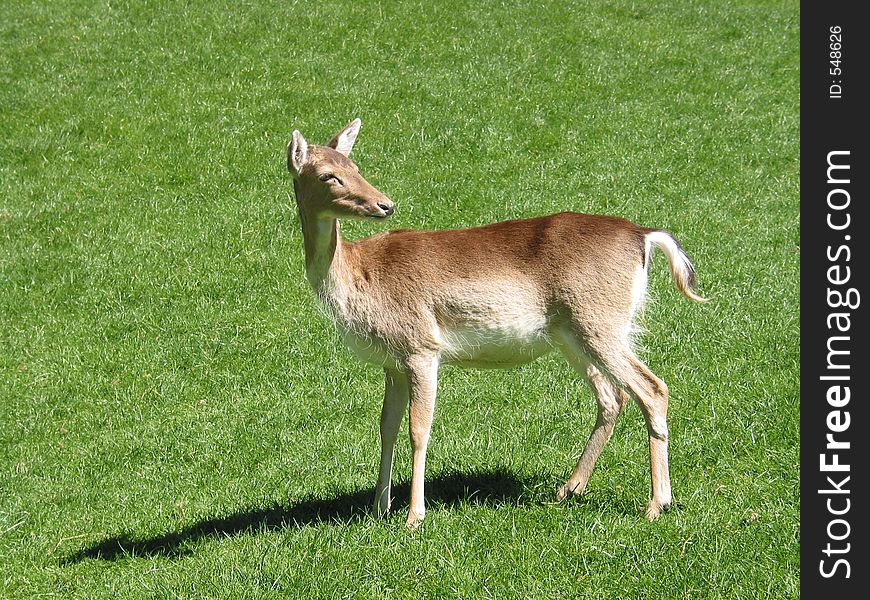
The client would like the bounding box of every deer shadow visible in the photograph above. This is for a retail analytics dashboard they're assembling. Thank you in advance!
[63,468,541,563]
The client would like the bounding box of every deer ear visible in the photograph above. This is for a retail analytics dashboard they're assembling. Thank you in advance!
[288,130,309,176]
[327,118,361,156]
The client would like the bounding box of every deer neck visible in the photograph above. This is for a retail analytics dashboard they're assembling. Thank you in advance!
[298,210,342,287]
[294,187,358,316]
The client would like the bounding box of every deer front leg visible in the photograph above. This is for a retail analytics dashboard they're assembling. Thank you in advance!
[405,354,439,528]
[373,369,409,518]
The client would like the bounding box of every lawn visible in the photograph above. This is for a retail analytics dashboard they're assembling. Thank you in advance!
[1,0,799,598]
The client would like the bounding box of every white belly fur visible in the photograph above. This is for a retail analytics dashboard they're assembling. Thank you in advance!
[330,278,555,369]
[440,324,554,367]
[436,281,554,368]
[337,317,553,369]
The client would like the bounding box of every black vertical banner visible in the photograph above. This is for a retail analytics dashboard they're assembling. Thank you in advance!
[802,3,868,597]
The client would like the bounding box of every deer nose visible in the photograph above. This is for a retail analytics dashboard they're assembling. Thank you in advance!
[378,201,394,216]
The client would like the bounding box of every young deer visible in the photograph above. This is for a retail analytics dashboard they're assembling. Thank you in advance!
[287,119,706,528]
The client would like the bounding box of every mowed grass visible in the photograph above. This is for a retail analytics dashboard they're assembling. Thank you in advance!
[1,1,798,598]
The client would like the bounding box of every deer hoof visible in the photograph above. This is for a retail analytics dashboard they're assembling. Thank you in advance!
[556,482,584,502]
[405,509,425,529]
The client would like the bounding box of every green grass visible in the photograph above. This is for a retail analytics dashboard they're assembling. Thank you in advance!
[1,0,798,597]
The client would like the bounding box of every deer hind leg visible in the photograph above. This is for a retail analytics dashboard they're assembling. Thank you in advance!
[557,366,631,501]
[595,343,672,520]
[373,368,409,518]
[556,324,672,519]
[555,334,631,501]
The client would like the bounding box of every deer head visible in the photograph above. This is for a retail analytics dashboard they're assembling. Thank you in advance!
[287,119,394,220]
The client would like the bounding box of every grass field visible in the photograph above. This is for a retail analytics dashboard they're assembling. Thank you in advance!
[1,0,799,597]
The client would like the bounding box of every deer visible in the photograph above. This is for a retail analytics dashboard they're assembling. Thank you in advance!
[287,118,706,528]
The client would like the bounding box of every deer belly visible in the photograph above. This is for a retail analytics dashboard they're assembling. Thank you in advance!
[439,317,553,368]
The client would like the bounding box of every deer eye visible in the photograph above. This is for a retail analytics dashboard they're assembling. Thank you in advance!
[319,173,342,185]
